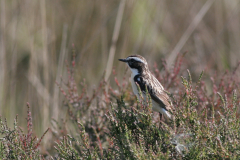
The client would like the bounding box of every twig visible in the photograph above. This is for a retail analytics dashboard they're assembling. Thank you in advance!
[53,24,68,122]
[104,0,126,82]
[167,0,215,68]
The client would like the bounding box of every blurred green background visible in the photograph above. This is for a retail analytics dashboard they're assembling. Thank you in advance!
[0,0,240,148]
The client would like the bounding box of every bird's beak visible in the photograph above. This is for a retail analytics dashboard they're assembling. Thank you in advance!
[118,58,128,63]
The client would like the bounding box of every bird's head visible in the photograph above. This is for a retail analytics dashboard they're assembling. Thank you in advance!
[119,55,148,75]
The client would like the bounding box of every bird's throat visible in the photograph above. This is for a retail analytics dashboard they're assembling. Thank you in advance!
[130,68,140,77]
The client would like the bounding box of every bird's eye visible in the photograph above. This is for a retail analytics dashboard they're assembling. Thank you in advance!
[128,59,134,65]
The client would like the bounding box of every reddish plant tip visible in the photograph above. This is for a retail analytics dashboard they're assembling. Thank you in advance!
[72,61,75,67]
[112,68,116,75]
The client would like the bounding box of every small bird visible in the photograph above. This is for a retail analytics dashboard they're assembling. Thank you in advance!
[119,55,173,120]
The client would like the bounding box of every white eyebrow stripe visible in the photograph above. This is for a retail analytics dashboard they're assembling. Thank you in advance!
[127,57,146,64]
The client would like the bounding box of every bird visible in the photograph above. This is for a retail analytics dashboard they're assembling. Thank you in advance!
[119,55,173,121]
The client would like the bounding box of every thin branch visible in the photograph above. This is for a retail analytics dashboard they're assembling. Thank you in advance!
[104,0,126,82]
[167,0,215,68]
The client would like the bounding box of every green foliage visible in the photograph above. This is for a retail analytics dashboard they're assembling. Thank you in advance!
[2,1,240,157]
[52,55,240,159]
[174,71,240,159]
[1,54,240,159]
[106,97,172,159]
[0,103,49,160]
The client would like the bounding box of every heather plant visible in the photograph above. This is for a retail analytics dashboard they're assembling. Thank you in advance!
[53,53,114,159]
[173,70,240,159]
[53,53,240,159]
[0,103,49,160]
[2,1,240,159]
[0,52,239,159]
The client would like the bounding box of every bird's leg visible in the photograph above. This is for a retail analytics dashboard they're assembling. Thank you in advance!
[159,113,163,121]
[158,113,163,129]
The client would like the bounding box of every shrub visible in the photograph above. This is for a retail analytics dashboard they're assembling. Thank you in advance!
[0,103,49,160]
[1,52,238,159]
[53,53,240,159]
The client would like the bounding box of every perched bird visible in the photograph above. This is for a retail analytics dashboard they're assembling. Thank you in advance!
[119,55,173,120]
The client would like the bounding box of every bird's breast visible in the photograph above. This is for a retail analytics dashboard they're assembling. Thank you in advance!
[130,74,139,97]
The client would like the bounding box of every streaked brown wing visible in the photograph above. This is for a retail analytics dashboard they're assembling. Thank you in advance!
[149,74,172,111]
[150,90,172,111]
[134,74,173,111]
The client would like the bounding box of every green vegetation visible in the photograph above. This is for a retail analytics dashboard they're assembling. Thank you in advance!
[0,0,240,159]
[1,54,239,159]
[0,103,49,159]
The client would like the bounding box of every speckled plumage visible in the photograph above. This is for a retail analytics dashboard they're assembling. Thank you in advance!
[119,55,173,120]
